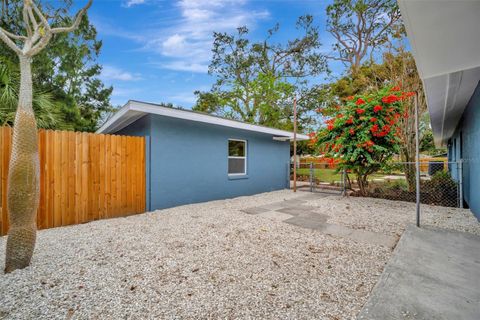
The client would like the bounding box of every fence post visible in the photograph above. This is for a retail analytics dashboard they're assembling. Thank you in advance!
[415,92,421,227]
[310,162,314,192]
[342,169,346,196]
[458,160,463,208]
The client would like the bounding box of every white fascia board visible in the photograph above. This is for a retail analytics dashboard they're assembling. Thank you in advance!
[98,100,310,140]
[96,102,131,134]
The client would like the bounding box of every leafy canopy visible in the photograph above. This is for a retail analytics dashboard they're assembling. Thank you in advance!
[193,16,327,132]
[0,0,113,131]
[313,86,414,192]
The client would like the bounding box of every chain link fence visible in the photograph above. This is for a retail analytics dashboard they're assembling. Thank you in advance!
[292,160,462,208]
[348,161,461,208]
[290,162,344,195]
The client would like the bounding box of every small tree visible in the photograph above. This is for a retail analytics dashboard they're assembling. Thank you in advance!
[0,0,92,273]
[313,86,413,195]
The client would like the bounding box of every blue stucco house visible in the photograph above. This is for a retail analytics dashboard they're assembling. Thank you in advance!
[399,1,480,218]
[97,100,308,210]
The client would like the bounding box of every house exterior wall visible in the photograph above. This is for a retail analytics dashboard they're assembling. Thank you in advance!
[116,114,291,210]
[448,81,480,219]
[115,115,152,210]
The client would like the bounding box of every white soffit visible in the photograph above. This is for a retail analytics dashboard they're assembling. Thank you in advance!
[398,0,480,146]
[97,100,310,141]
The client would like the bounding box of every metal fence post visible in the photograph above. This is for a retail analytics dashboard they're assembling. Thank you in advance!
[309,162,313,193]
[415,92,421,227]
[458,160,463,208]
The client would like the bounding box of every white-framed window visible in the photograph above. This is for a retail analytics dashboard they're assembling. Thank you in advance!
[228,139,247,175]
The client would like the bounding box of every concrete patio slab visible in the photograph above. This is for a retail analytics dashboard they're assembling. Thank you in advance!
[357,225,480,320]
[281,198,308,207]
[276,206,319,216]
[245,195,398,248]
[284,213,330,230]
[256,211,293,221]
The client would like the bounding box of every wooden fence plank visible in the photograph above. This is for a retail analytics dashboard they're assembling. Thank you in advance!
[98,134,106,220]
[37,130,46,229]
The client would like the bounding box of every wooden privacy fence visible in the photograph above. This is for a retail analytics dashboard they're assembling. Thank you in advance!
[0,126,146,236]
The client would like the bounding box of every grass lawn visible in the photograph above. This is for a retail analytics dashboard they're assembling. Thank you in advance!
[296,168,341,183]
[295,168,396,183]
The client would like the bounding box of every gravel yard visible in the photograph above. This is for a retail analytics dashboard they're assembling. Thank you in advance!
[305,195,480,238]
[0,190,478,319]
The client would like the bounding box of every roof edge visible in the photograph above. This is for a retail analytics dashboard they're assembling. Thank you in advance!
[97,100,310,141]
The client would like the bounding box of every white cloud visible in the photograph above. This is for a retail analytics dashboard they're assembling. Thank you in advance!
[161,61,208,73]
[101,65,142,81]
[144,0,269,73]
[124,0,146,8]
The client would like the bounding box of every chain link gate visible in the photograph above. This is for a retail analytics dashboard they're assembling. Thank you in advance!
[291,162,345,195]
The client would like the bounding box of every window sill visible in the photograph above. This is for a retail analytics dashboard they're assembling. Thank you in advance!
[228,174,249,180]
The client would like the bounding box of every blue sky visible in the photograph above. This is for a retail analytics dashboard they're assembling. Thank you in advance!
[88,0,340,108]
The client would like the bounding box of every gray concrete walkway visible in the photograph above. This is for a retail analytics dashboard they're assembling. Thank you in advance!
[241,193,398,248]
[358,225,480,320]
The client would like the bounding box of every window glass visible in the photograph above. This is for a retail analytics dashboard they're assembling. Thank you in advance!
[228,140,246,175]
[228,158,245,174]
[229,140,245,157]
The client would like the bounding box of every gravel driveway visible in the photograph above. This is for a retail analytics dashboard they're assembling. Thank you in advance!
[0,190,478,319]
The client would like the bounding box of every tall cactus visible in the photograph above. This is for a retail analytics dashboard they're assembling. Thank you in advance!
[0,0,92,273]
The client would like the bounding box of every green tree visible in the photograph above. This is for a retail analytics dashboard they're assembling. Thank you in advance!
[0,56,66,128]
[0,0,112,131]
[317,49,432,190]
[314,87,412,195]
[0,0,92,273]
[326,0,402,73]
[193,16,327,132]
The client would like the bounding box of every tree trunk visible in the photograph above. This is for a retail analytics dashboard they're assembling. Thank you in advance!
[401,126,417,192]
[356,173,368,196]
[4,55,39,273]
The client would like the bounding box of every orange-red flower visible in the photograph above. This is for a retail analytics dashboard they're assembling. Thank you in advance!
[346,96,354,101]
[355,98,365,105]
[345,117,354,124]
[370,124,379,133]
[382,94,399,104]
[373,105,383,113]
[349,128,355,135]
[390,86,401,92]
[356,108,365,115]
[370,117,377,122]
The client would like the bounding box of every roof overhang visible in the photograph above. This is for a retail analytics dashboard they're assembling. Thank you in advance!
[97,100,310,141]
[398,0,480,146]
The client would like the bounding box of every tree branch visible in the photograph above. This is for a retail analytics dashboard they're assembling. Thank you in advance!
[30,1,51,32]
[1,28,27,41]
[23,5,33,37]
[0,27,23,55]
[51,0,92,34]
[27,32,52,56]
[27,6,39,31]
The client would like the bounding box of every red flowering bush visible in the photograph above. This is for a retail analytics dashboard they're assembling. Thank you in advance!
[312,86,413,194]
